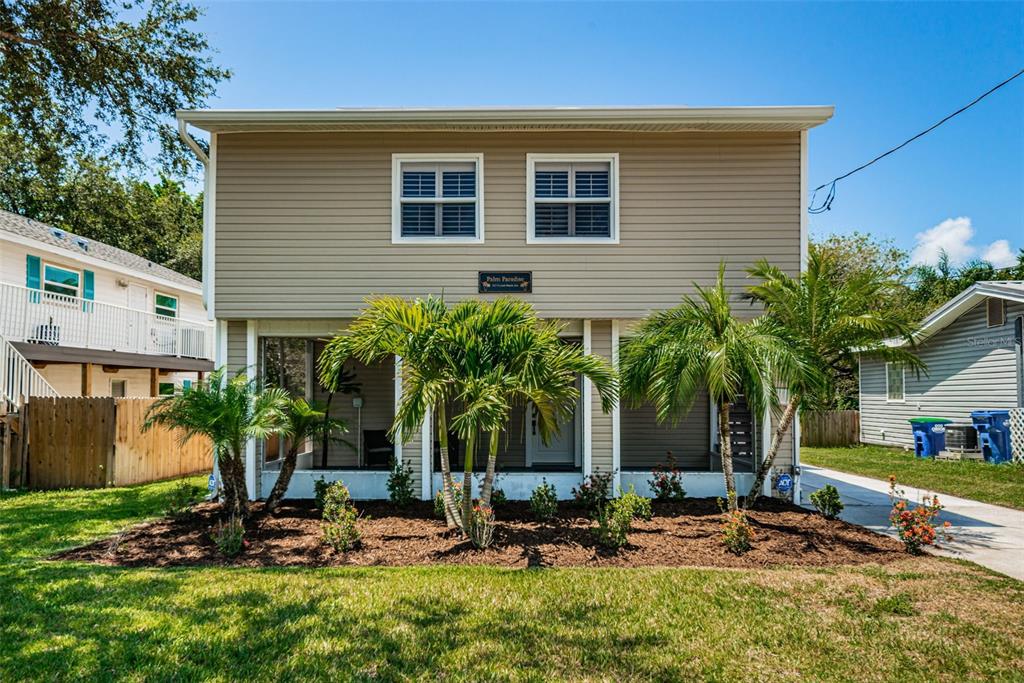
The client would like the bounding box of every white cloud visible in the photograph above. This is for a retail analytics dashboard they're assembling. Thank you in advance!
[981,240,1017,268]
[910,217,975,266]
[910,216,1017,268]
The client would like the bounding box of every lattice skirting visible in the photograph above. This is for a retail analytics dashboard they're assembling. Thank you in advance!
[1009,408,1024,463]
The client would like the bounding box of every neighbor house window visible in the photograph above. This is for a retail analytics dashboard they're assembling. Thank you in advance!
[392,154,484,243]
[886,362,905,402]
[987,298,1005,327]
[527,154,618,243]
[155,293,178,318]
[42,262,81,298]
[111,379,127,398]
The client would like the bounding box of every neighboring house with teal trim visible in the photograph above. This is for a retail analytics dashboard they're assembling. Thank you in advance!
[0,210,214,398]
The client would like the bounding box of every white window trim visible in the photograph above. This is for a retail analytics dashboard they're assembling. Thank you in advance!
[154,291,178,318]
[391,153,485,245]
[526,153,620,245]
[41,260,82,298]
[885,362,905,403]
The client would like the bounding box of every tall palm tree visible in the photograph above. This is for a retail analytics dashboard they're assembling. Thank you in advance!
[319,296,465,529]
[441,298,618,523]
[743,247,924,504]
[620,264,803,511]
[264,398,351,512]
[144,368,290,518]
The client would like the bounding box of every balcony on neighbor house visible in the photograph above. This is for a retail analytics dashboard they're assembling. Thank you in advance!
[0,281,214,360]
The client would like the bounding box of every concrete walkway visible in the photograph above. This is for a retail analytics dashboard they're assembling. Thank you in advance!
[800,464,1024,581]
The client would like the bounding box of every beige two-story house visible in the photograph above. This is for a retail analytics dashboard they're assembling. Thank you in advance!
[177,106,833,502]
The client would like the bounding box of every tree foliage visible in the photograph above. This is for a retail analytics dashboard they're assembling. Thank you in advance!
[0,0,229,174]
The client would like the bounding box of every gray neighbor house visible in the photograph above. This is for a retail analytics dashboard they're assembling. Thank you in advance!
[859,280,1024,449]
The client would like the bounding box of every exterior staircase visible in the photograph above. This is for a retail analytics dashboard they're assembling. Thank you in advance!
[1,332,58,411]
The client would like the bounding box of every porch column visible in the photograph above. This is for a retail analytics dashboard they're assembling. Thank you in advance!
[81,363,93,396]
[421,407,432,500]
[611,321,621,493]
[245,320,258,500]
[149,367,158,396]
[582,321,592,476]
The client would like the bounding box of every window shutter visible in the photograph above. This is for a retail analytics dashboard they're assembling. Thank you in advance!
[26,255,41,289]
[83,270,95,299]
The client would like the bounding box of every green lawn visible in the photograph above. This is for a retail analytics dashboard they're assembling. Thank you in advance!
[2,480,1023,681]
[803,445,1024,510]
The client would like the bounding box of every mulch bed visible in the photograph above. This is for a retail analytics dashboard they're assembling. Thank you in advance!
[55,497,907,569]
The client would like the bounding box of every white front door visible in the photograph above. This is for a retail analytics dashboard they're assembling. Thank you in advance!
[127,283,149,311]
[126,284,150,351]
[526,403,577,467]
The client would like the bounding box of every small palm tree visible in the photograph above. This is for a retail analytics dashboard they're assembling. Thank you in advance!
[620,264,803,511]
[144,368,290,518]
[743,247,924,503]
[264,398,352,512]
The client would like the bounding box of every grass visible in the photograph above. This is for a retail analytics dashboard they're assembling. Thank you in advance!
[803,445,1024,510]
[1,480,1023,681]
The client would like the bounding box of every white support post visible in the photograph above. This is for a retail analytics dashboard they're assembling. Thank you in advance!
[393,356,403,469]
[244,320,257,500]
[582,320,593,478]
[800,129,808,273]
[421,407,432,500]
[761,403,773,497]
[611,320,621,492]
[793,407,802,504]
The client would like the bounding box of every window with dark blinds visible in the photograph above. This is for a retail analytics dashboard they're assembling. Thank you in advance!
[394,157,482,241]
[530,158,615,241]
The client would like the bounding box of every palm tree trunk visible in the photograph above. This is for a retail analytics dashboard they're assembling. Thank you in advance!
[745,395,800,508]
[480,429,499,505]
[718,401,737,511]
[436,402,460,529]
[265,443,300,512]
[461,430,477,534]
[219,448,249,518]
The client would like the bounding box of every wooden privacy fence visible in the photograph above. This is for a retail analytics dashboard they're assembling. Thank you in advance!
[26,397,212,489]
[800,410,861,447]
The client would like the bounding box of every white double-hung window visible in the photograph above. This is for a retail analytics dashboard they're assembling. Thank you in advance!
[392,153,484,243]
[527,154,619,244]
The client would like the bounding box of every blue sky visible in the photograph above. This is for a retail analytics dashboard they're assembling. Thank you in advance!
[196,1,1023,265]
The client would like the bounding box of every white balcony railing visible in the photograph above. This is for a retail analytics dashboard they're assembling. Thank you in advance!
[0,281,214,360]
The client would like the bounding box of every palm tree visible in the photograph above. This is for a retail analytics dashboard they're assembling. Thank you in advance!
[319,296,465,529]
[441,298,618,523]
[743,247,924,504]
[144,368,290,518]
[620,264,803,511]
[264,398,351,512]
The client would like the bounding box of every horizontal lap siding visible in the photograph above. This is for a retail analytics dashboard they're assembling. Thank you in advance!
[860,300,1022,448]
[621,390,711,469]
[590,320,614,475]
[226,320,247,374]
[214,131,801,319]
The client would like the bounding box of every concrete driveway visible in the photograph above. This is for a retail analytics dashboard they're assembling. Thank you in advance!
[800,464,1024,581]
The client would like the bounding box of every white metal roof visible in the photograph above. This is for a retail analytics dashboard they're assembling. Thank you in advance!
[883,280,1024,348]
[177,105,835,134]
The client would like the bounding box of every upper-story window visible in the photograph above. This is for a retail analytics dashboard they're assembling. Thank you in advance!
[42,262,81,298]
[392,153,484,244]
[155,292,178,318]
[527,154,619,244]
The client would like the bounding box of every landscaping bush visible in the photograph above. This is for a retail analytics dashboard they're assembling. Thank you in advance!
[387,458,416,507]
[322,482,361,552]
[313,476,330,510]
[434,480,464,519]
[888,475,951,555]
[468,502,496,549]
[720,508,755,555]
[529,480,559,522]
[648,455,686,502]
[572,471,613,513]
[489,488,508,508]
[592,486,652,549]
[810,484,844,519]
[212,515,245,557]
[165,479,203,519]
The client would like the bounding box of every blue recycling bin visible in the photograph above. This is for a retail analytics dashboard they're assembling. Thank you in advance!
[908,417,952,458]
[972,410,1013,464]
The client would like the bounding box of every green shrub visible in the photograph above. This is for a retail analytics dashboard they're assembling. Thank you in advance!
[313,477,330,510]
[592,486,652,549]
[434,480,464,519]
[468,502,496,549]
[572,471,613,513]
[529,480,559,522]
[648,456,686,502]
[721,509,755,555]
[321,482,361,552]
[212,515,245,557]
[489,488,508,507]
[165,479,202,519]
[810,484,844,520]
[387,458,416,507]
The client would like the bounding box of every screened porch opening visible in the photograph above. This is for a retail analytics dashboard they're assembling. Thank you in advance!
[260,337,396,471]
[620,391,759,473]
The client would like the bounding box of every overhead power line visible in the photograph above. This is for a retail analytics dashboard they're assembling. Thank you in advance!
[808,67,1024,214]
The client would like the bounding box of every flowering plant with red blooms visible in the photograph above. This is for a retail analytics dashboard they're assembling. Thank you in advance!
[888,475,951,555]
[468,501,495,549]
[648,454,687,502]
